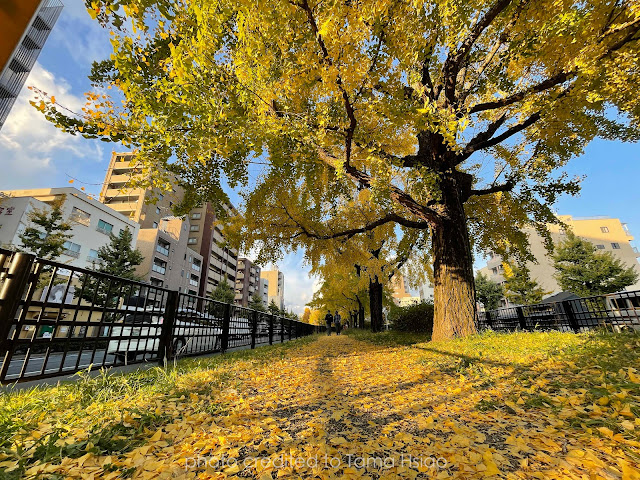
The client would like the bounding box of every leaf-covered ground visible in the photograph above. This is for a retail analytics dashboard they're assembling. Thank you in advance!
[1,331,639,479]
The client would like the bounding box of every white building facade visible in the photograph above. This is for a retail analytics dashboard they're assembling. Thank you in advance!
[0,188,140,268]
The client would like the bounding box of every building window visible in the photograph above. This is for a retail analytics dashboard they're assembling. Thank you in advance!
[190,225,199,232]
[70,207,91,226]
[63,241,81,258]
[87,249,99,260]
[156,239,170,256]
[96,219,113,235]
[189,274,199,287]
[149,277,163,287]
[191,213,201,220]
[601,226,609,233]
[612,243,621,249]
[152,221,158,228]
[192,259,201,272]
[188,237,197,244]
[181,269,184,277]
[152,258,167,275]
[155,207,161,214]
[596,244,605,249]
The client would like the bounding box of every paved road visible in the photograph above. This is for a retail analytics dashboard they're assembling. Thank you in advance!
[0,350,115,380]
[0,334,294,386]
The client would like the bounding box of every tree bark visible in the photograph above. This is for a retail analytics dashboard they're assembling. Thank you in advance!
[358,304,365,329]
[369,277,384,332]
[431,178,478,341]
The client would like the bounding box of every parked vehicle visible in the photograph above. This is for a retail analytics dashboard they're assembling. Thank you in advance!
[107,308,221,362]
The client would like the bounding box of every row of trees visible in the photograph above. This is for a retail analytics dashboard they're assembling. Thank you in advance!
[36,0,640,339]
[476,234,639,309]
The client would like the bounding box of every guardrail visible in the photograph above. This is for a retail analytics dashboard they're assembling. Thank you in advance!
[0,248,317,384]
[478,290,640,333]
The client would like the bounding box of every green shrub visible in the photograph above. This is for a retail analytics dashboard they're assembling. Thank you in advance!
[388,301,434,334]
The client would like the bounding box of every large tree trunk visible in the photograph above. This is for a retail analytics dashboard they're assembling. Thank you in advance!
[431,179,477,341]
[358,304,365,329]
[369,277,384,332]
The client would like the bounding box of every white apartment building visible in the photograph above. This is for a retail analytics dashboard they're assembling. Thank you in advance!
[259,278,269,306]
[478,215,640,306]
[0,188,140,268]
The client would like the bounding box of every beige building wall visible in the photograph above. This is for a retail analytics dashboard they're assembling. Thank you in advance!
[100,152,185,229]
[101,152,238,297]
[479,215,640,303]
[235,258,261,307]
[260,270,284,310]
[135,216,203,294]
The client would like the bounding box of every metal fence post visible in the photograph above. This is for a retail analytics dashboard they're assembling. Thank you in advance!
[288,319,293,340]
[0,252,35,382]
[268,314,274,345]
[221,303,231,352]
[157,290,179,366]
[250,310,258,349]
[280,317,285,343]
[516,306,527,331]
[563,300,580,333]
[485,310,493,328]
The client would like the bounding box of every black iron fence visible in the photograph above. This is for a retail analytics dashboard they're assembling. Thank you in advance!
[0,249,317,384]
[478,290,640,333]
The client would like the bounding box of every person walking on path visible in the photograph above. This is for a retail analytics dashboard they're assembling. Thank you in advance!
[324,310,333,336]
[334,310,342,335]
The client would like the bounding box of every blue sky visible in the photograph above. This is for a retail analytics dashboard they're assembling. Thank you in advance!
[1,0,639,309]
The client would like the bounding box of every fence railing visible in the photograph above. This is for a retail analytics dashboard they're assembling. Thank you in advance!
[0,249,317,384]
[478,290,640,333]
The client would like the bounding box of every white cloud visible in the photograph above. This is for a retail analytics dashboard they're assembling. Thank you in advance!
[0,63,104,189]
[49,0,113,68]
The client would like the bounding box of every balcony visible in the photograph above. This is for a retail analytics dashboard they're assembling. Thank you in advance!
[96,226,112,236]
[63,249,80,258]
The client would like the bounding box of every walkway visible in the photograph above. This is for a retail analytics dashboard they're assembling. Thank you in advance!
[22,334,640,479]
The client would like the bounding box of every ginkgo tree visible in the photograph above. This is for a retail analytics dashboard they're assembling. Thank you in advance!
[35,0,640,340]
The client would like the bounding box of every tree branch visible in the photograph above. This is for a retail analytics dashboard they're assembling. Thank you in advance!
[316,147,440,223]
[442,0,514,104]
[468,179,516,198]
[468,71,571,113]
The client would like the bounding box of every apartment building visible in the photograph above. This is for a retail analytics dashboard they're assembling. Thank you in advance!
[0,0,62,130]
[100,152,185,228]
[234,258,261,307]
[135,216,203,294]
[259,278,269,306]
[478,215,640,305]
[0,188,140,268]
[101,152,238,297]
[260,269,284,310]
[185,203,238,296]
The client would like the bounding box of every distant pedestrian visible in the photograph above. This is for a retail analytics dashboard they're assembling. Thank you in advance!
[334,310,342,335]
[325,310,333,336]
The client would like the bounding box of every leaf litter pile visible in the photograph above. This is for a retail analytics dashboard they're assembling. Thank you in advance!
[1,331,639,479]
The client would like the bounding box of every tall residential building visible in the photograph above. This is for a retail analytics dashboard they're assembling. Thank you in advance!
[260,270,284,310]
[100,152,238,297]
[478,215,640,306]
[259,278,269,306]
[0,187,140,269]
[184,203,239,296]
[0,0,62,130]
[135,216,203,294]
[234,258,261,307]
[100,152,185,228]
